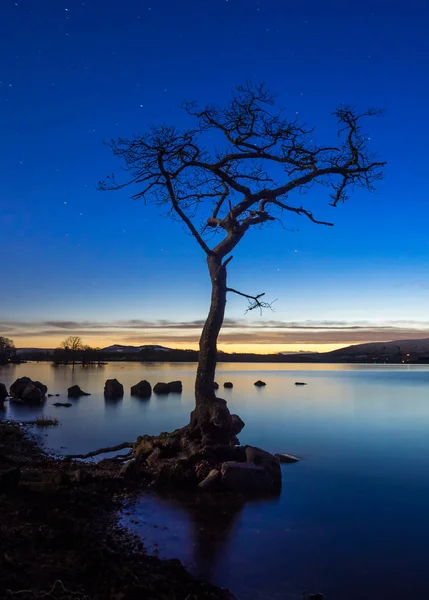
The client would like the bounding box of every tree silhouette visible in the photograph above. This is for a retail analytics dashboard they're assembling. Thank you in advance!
[100,83,385,444]
[60,336,84,352]
[0,336,15,364]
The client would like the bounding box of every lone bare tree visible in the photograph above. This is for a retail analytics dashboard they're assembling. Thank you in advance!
[61,336,84,352]
[100,83,385,445]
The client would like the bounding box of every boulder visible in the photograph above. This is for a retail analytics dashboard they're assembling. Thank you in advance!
[21,384,43,404]
[168,380,182,393]
[131,380,152,398]
[254,380,266,387]
[231,414,245,436]
[223,382,233,389]
[104,379,124,398]
[10,377,47,400]
[153,382,170,395]
[0,382,7,401]
[221,461,272,492]
[33,381,48,395]
[198,469,222,491]
[245,446,281,490]
[275,453,300,464]
[67,385,91,397]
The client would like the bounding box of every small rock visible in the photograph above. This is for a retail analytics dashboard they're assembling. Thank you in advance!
[168,380,182,393]
[275,453,300,464]
[254,380,266,387]
[295,381,307,386]
[52,402,72,407]
[130,380,152,398]
[55,394,60,396]
[223,382,233,389]
[213,382,219,390]
[104,379,124,398]
[48,394,54,397]
[198,469,222,491]
[153,382,169,395]
[68,385,90,397]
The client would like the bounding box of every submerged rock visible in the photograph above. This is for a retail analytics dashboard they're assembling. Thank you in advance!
[131,380,152,398]
[153,382,170,395]
[104,379,124,398]
[67,385,90,397]
[223,382,233,389]
[168,380,183,393]
[254,380,266,387]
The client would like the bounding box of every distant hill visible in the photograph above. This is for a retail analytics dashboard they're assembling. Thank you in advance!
[101,344,173,353]
[12,336,429,364]
[319,337,429,361]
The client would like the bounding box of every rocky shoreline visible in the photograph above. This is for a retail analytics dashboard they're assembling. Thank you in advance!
[0,420,236,599]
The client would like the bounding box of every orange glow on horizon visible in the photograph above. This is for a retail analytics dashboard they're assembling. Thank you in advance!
[13,333,355,355]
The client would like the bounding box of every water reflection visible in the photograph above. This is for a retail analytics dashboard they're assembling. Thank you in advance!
[123,490,279,583]
[3,362,429,599]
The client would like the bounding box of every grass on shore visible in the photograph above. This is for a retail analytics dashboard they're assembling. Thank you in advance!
[33,415,59,427]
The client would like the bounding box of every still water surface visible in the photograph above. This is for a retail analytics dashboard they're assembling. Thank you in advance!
[1,362,429,599]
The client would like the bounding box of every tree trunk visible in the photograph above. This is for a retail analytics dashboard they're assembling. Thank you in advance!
[189,254,236,445]
[195,255,227,404]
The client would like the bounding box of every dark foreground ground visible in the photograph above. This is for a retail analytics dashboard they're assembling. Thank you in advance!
[0,421,236,600]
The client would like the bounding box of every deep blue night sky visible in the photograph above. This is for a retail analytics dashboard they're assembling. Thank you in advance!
[1,0,428,351]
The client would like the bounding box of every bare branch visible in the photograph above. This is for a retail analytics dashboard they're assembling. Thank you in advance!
[226,287,277,315]
[100,82,386,258]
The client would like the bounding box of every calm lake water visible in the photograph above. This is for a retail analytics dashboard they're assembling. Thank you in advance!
[2,361,429,599]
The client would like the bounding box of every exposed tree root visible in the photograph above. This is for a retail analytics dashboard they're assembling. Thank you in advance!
[65,441,134,460]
